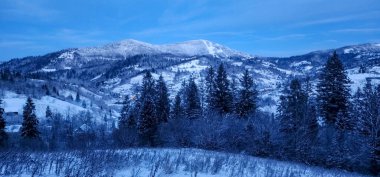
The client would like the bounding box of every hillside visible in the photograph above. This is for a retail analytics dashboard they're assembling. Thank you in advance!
[0,40,379,121]
[0,148,365,177]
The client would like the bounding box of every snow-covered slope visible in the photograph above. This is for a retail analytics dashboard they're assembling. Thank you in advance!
[75,39,253,59]
[1,40,380,120]
[0,148,365,177]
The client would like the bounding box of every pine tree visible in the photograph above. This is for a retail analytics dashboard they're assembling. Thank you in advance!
[317,51,351,130]
[185,77,201,119]
[137,71,158,146]
[172,93,183,119]
[21,97,40,138]
[213,63,233,114]
[205,66,216,109]
[46,106,53,119]
[75,92,80,102]
[118,95,132,128]
[156,75,170,123]
[236,70,258,118]
[278,79,308,158]
[0,98,7,147]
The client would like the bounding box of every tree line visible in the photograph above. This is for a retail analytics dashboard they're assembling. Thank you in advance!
[0,52,379,175]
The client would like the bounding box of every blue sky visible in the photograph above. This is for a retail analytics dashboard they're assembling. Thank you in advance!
[1,0,380,60]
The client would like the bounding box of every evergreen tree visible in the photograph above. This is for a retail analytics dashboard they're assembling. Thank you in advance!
[236,70,258,118]
[317,52,351,130]
[213,64,233,114]
[185,77,201,119]
[45,106,53,119]
[0,98,7,147]
[278,79,308,158]
[21,97,40,138]
[137,71,158,146]
[156,75,170,123]
[205,66,216,109]
[118,95,132,128]
[172,93,183,119]
[75,92,80,102]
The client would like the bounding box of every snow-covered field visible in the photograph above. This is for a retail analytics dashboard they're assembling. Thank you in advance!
[1,91,86,118]
[0,148,365,177]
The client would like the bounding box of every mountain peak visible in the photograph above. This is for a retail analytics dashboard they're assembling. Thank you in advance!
[77,39,252,58]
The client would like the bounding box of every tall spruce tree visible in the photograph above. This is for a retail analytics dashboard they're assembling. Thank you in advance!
[317,52,351,130]
[185,77,202,119]
[205,66,216,110]
[0,98,7,147]
[118,95,132,128]
[172,93,183,119]
[278,79,308,158]
[137,71,158,146]
[236,70,258,118]
[156,75,170,123]
[21,97,40,138]
[213,63,233,114]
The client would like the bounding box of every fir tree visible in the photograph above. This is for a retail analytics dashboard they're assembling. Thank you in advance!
[75,92,80,102]
[156,75,170,123]
[236,70,258,118]
[21,97,40,138]
[185,77,201,119]
[213,63,233,114]
[118,95,132,128]
[278,79,308,158]
[172,93,183,119]
[205,66,216,109]
[0,98,7,147]
[317,52,351,130]
[45,106,53,119]
[137,71,157,146]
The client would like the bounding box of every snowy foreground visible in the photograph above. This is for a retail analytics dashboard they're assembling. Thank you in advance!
[0,148,365,177]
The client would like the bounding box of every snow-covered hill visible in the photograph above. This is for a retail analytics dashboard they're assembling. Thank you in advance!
[76,39,253,59]
[0,148,365,177]
[0,40,380,121]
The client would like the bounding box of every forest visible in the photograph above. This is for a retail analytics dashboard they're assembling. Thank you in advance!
[0,52,379,176]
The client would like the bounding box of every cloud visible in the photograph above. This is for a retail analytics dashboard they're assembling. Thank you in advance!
[0,0,60,21]
[332,28,380,33]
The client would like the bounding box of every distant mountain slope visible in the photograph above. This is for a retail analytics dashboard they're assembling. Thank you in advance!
[0,40,379,120]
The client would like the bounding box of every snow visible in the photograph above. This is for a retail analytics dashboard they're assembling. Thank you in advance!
[58,51,75,59]
[5,125,21,133]
[344,48,354,54]
[91,74,103,81]
[1,91,86,118]
[375,43,380,47]
[232,62,243,66]
[2,148,364,177]
[41,68,57,72]
[290,61,311,67]
[170,59,208,73]
[348,70,380,92]
[78,39,252,59]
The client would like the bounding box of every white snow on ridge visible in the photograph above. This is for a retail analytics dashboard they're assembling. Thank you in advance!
[344,48,354,54]
[77,39,252,59]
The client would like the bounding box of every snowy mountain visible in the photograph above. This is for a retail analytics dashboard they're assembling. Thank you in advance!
[77,39,253,59]
[1,40,380,120]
